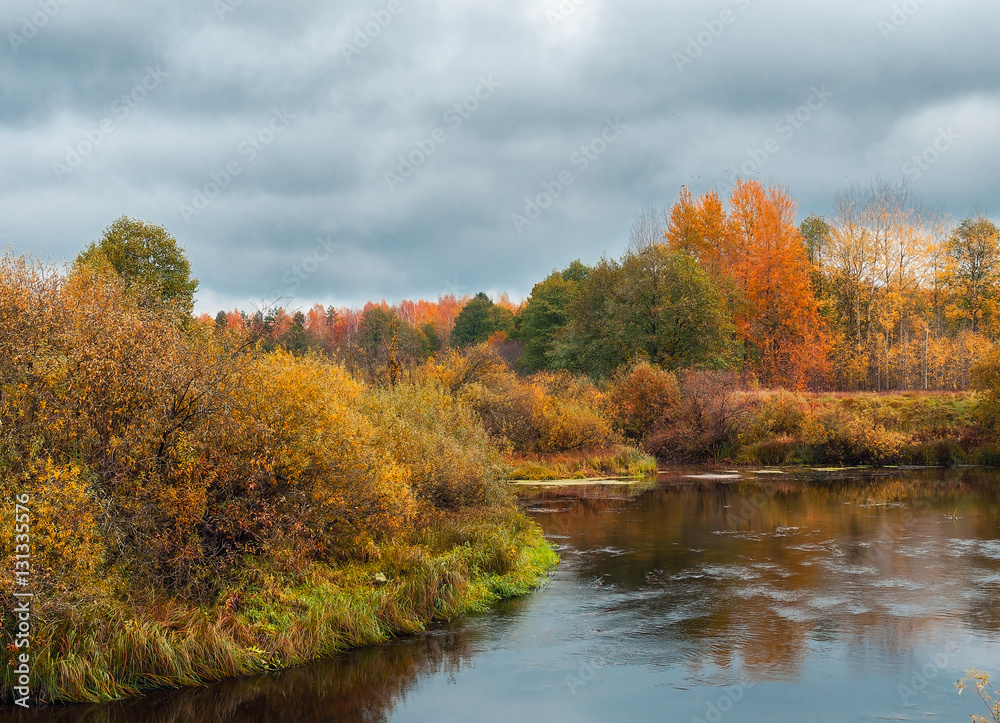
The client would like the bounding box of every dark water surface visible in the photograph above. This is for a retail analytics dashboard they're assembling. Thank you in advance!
[7,468,1000,722]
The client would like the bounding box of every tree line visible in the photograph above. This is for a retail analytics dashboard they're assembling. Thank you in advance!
[204,178,996,391]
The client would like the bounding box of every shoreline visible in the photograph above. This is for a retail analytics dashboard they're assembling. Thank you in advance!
[2,513,557,707]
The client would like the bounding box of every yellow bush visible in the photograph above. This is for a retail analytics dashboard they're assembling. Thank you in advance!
[364,381,510,509]
[0,461,107,604]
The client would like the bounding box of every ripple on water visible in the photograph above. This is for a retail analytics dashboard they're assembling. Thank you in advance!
[772,605,813,623]
[698,563,762,581]
[947,538,1000,559]
[711,530,768,541]
[734,584,804,603]
[880,601,934,617]
[808,596,849,609]
[871,578,925,591]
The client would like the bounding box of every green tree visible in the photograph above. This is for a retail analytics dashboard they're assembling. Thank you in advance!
[421,322,443,354]
[356,306,428,378]
[515,260,590,371]
[555,260,627,377]
[557,248,734,377]
[615,247,734,370]
[450,293,514,347]
[800,214,831,266]
[75,216,198,315]
[280,310,309,355]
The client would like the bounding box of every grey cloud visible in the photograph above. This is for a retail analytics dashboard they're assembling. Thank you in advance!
[2,0,997,313]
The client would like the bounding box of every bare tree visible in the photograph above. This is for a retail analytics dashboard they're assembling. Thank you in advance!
[627,205,669,254]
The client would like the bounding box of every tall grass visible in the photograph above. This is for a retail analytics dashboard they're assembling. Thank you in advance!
[3,511,555,704]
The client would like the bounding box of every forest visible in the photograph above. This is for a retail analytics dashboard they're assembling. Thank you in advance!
[4,177,1000,705]
[230,178,1000,393]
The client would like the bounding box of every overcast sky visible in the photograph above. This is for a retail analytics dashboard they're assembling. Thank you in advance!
[3,0,997,313]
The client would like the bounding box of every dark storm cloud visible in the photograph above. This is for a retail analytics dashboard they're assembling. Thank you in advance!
[2,0,997,312]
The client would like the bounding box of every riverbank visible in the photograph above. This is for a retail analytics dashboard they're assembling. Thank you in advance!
[6,510,556,705]
[506,445,658,481]
[730,390,993,467]
[1,259,563,707]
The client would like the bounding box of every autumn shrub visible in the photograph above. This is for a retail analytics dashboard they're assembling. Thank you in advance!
[0,258,232,594]
[649,371,749,461]
[745,436,796,466]
[746,390,810,440]
[973,346,1000,435]
[0,259,506,600]
[1,253,556,704]
[220,352,417,567]
[422,345,617,454]
[529,372,617,453]
[603,362,681,442]
[424,345,539,449]
[826,417,907,465]
[363,380,510,509]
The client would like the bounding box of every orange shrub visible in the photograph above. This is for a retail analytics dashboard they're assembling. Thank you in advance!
[603,362,681,442]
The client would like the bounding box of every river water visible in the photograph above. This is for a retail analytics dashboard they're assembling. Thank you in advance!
[8,468,1000,722]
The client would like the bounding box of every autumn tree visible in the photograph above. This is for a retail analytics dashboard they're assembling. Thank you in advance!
[75,216,198,315]
[946,216,1000,334]
[664,181,828,388]
[725,181,828,387]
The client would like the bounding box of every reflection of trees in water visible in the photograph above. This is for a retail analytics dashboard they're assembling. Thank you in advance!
[30,628,476,723]
[530,469,1000,681]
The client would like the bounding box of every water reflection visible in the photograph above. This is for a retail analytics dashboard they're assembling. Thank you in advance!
[5,624,482,723]
[6,468,1000,722]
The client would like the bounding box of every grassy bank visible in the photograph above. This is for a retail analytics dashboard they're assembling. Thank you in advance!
[4,510,555,705]
[732,390,991,467]
[0,257,559,706]
[507,446,657,481]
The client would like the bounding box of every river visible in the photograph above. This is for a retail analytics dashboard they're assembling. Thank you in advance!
[8,467,1000,722]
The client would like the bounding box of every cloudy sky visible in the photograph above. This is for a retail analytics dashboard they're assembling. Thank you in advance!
[3,0,997,313]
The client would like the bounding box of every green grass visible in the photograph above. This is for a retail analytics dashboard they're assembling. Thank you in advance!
[507,445,658,480]
[2,510,557,705]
